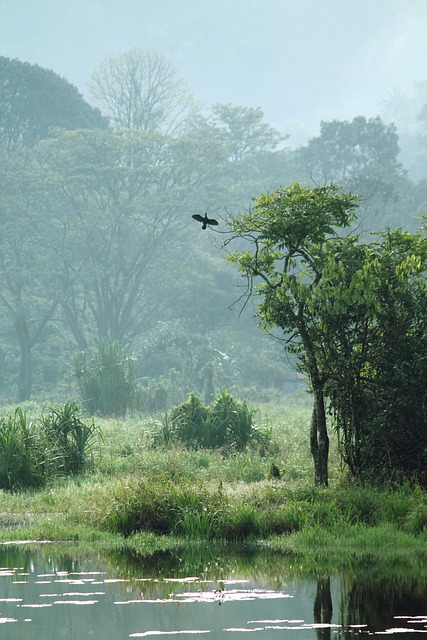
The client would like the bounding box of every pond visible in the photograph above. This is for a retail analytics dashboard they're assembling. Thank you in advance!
[0,542,426,639]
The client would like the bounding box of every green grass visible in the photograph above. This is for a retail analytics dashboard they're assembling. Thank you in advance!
[0,393,426,565]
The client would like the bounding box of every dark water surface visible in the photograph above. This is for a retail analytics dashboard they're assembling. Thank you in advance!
[0,542,426,639]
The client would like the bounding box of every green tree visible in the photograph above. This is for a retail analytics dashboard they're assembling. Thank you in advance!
[204,104,286,163]
[0,57,108,400]
[0,56,107,148]
[318,228,427,482]
[227,182,427,484]
[226,182,360,485]
[294,116,409,229]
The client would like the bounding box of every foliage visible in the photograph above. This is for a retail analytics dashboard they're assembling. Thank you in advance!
[101,472,427,541]
[226,182,360,485]
[294,116,409,229]
[40,401,100,475]
[0,56,107,148]
[198,103,286,163]
[2,398,427,548]
[226,182,427,486]
[0,402,99,490]
[0,408,47,490]
[135,319,287,409]
[73,339,137,417]
[312,228,427,483]
[156,390,270,451]
[1,51,425,410]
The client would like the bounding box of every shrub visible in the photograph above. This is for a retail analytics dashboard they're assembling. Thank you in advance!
[156,390,270,451]
[40,401,99,475]
[0,408,48,490]
[104,478,226,538]
[0,402,100,490]
[73,339,137,416]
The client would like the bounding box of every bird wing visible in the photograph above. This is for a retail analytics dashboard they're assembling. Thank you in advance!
[206,217,219,226]
[192,214,205,223]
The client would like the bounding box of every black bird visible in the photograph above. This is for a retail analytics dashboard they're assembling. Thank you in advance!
[192,213,219,230]
[269,462,281,480]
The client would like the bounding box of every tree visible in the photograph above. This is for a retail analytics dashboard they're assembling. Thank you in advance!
[186,103,289,219]
[89,49,196,134]
[0,57,107,399]
[203,104,286,163]
[227,182,427,485]
[319,228,427,482]
[34,124,230,350]
[0,56,107,148]
[0,145,64,400]
[381,83,427,180]
[226,182,360,485]
[294,116,409,229]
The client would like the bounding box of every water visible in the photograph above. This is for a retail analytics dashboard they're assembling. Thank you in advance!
[0,542,426,639]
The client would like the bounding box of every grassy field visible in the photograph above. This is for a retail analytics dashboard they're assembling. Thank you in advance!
[0,393,426,564]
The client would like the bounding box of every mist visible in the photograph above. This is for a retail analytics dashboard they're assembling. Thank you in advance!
[1,0,427,145]
[0,0,426,407]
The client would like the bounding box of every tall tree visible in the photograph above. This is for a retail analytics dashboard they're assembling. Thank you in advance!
[227,181,427,484]
[89,49,197,135]
[0,146,64,400]
[226,182,360,485]
[35,126,228,350]
[204,104,286,163]
[294,116,409,229]
[0,56,107,148]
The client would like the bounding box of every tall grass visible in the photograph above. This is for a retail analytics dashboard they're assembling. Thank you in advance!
[0,408,48,490]
[98,474,427,542]
[1,394,427,551]
[0,402,100,490]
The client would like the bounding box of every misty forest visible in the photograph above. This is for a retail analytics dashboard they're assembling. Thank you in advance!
[0,49,426,492]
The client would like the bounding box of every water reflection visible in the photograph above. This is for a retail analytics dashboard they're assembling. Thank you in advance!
[314,577,333,640]
[0,542,425,638]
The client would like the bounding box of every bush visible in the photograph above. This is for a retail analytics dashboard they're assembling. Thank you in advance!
[105,478,226,538]
[0,408,47,490]
[156,390,270,451]
[40,401,99,475]
[73,339,137,416]
[0,402,100,490]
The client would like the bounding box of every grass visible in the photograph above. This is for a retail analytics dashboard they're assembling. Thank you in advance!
[0,392,426,567]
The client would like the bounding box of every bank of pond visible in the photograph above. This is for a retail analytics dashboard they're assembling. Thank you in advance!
[1,400,427,637]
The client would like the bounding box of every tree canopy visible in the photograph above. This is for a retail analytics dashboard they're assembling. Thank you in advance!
[227,182,427,485]
[0,56,107,148]
[89,49,196,134]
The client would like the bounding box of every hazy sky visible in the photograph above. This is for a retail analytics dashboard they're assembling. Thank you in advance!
[1,0,427,144]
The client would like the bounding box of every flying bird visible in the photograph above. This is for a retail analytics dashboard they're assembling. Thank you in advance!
[192,213,219,230]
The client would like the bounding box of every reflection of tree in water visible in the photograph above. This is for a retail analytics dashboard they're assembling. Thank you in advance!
[339,576,427,637]
[314,577,333,640]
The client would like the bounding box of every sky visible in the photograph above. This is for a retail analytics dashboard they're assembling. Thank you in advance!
[1,0,427,145]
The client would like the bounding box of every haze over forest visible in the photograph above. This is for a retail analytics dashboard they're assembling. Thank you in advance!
[2,0,427,145]
[0,0,427,408]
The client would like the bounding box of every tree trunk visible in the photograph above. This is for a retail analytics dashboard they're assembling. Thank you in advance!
[15,309,32,402]
[310,386,329,486]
